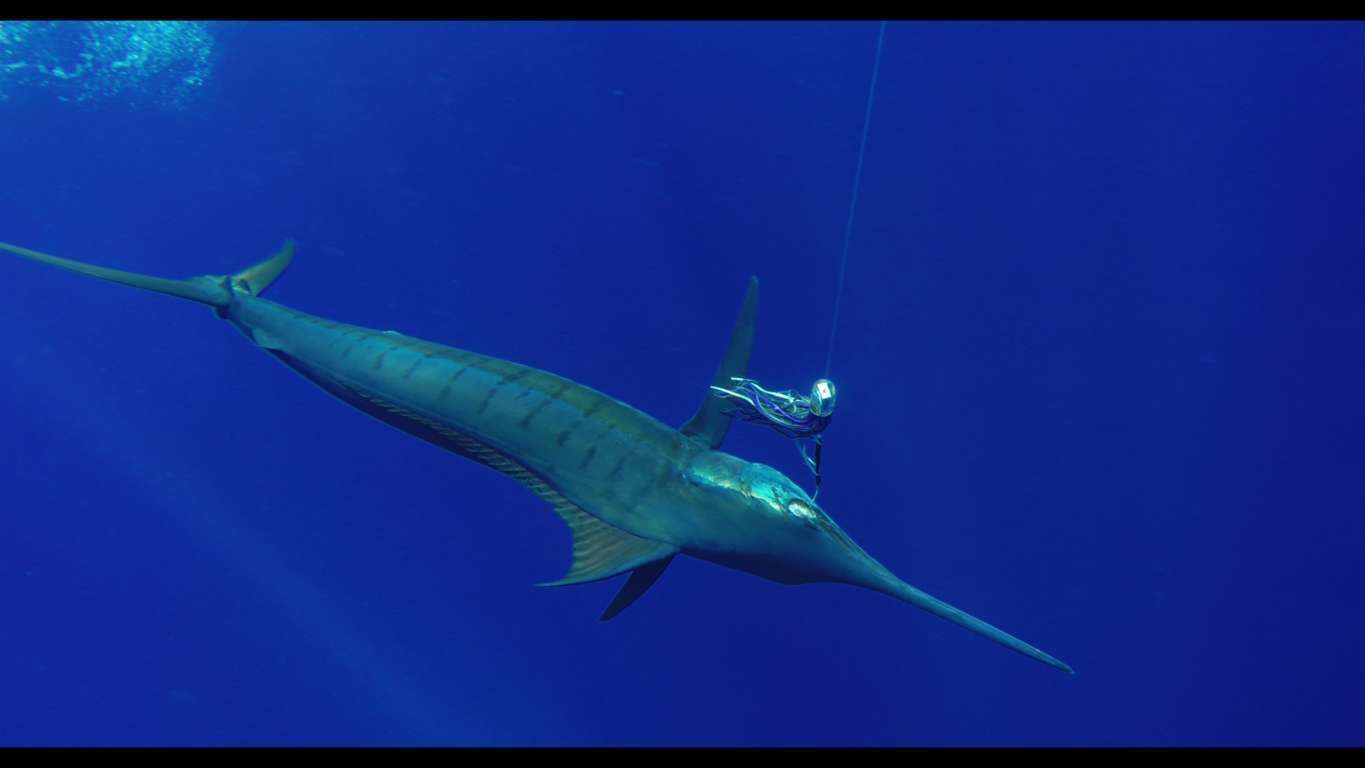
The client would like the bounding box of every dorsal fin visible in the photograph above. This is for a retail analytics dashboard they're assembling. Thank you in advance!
[334,384,677,590]
[418,415,677,587]
[680,276,759,449]
[536,503,676,587]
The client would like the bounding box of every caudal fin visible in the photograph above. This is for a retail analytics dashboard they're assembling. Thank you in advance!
[0,240,295,308]
[229,240,294,297]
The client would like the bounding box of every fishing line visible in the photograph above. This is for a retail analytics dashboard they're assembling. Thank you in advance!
[823,20,887,379]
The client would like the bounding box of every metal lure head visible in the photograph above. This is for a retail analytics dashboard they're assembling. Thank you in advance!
[809,378,837,418]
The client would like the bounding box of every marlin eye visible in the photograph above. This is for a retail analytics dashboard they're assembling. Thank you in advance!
[787,499,819,523]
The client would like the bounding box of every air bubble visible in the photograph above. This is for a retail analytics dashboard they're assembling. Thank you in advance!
[0,21,215,110]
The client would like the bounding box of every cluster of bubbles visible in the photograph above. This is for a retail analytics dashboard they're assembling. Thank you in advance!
[0,21,215,110]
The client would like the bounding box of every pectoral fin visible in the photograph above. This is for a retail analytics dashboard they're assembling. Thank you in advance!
[680,276,759,449]
[600,555,674,621]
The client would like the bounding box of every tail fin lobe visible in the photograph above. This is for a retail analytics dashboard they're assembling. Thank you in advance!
[231,239,294,297]
[0,240,296,309]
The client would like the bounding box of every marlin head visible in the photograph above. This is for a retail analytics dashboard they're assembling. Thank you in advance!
[679,449,1074,674]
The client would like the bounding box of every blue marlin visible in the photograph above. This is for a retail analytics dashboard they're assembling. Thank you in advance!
[0,239,1073,674]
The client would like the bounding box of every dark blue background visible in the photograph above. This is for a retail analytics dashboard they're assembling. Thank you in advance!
[1,21,1361,746]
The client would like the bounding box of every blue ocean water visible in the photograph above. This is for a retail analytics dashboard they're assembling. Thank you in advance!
[1,20,1362,747]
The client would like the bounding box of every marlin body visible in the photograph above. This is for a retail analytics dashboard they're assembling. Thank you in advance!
[1,239,1073,674]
